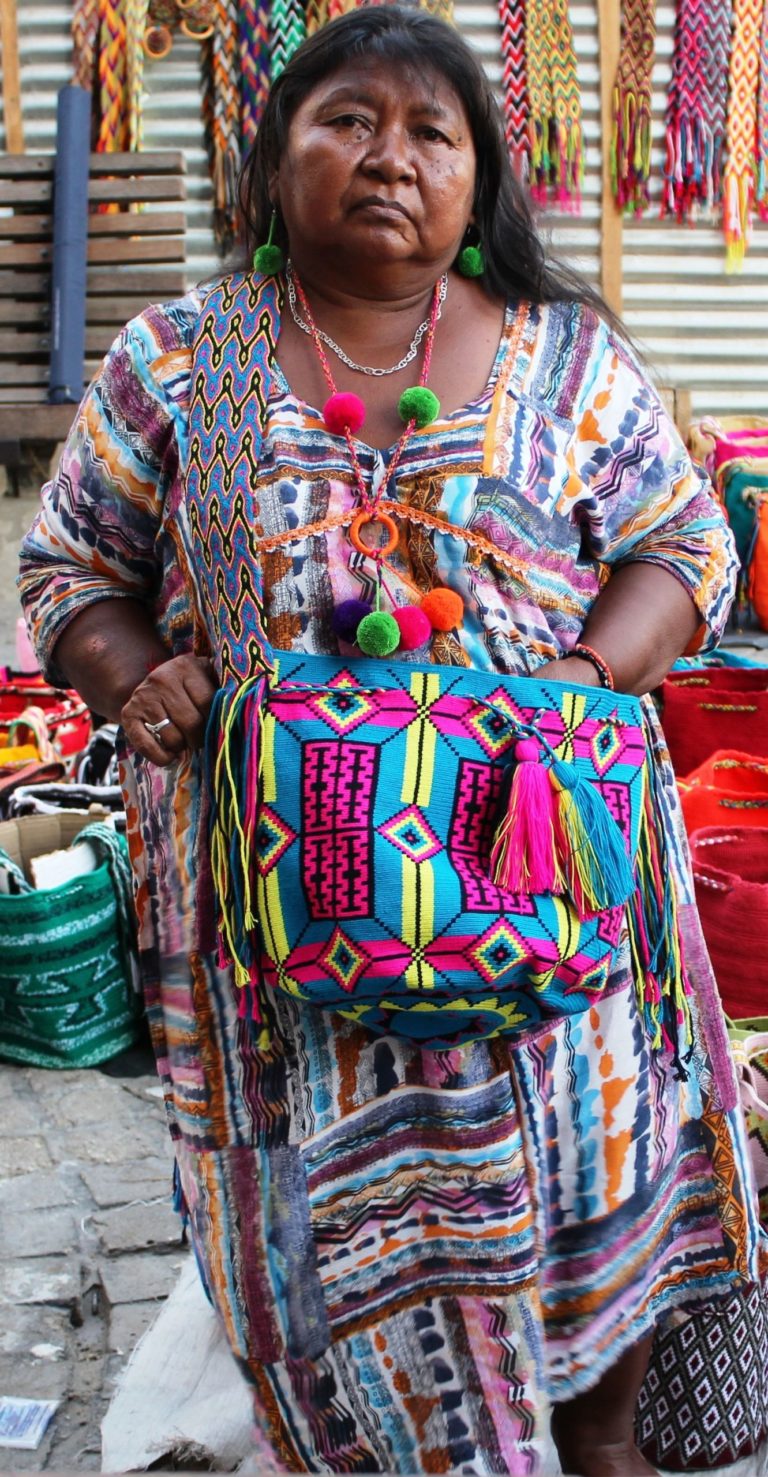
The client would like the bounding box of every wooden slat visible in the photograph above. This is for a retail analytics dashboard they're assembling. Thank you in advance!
[85,327,118,353]
[86,267,186,294]
[88,151,185,176]
[0,155,51,178]
[0,363,48,385]
[87,236,184,264]
[0,241,50,266]
[88,176,186,203]
[597,0,623,316]
[0,214,52,240]
[0,269,48,295]
[86,210,186,237]
[0,403,77,435]
[0,328,47,352]
[0,0,25,153]
[0,178,50,205]
[86,295,153,322]
[0,300,46,323]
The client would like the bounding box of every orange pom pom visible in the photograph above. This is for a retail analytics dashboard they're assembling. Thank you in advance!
[420,587,464,632]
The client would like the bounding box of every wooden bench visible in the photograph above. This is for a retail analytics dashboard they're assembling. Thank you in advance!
[0,150,187,483]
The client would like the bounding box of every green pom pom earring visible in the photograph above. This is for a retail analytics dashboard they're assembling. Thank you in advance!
[253,210,285,275]
[456,229,485,278]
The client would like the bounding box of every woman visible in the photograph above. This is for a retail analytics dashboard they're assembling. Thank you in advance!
[19,10,761,1474]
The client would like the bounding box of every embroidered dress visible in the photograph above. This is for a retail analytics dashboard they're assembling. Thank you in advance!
[19,277,762,1475]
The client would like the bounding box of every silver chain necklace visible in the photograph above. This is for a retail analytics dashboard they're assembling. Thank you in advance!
[285,263,448,378]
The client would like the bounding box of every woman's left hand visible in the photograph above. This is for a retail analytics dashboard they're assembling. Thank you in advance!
[121,654,219,766]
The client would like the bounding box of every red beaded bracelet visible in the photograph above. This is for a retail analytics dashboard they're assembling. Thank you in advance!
[566,642,615,690]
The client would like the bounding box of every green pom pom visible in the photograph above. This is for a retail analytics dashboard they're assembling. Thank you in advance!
[356,611,400,657]
[457,244,485,277]
[398,386,441,429]
[252,243,285,275]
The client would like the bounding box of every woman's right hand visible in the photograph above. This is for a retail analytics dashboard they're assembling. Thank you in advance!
[120,654,218,766]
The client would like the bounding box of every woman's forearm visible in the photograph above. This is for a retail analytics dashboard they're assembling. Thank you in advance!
[580,562,702,695]
[52,599,169,721]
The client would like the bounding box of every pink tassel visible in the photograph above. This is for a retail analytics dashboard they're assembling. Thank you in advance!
[490,739,564,893]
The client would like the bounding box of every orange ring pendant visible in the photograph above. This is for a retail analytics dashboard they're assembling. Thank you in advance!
[349,509,399,558]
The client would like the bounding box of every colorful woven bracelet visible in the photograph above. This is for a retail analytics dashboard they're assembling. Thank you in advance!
[567,642,615,690]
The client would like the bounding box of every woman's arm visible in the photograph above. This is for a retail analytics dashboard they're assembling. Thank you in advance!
[540,563,701,695]
[54,600,217,766]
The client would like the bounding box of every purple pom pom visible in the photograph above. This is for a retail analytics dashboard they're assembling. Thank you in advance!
[332,598,373,641]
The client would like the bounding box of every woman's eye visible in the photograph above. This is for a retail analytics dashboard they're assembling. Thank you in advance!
[332,113,369,129]
[417,126,448,143]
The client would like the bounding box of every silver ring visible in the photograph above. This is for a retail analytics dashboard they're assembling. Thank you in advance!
[144,717,173,739]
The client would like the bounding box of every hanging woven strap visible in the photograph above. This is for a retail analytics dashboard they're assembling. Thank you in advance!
[125,0,149,150]
[240,0,270,147]
[756,0,768,219]
[526,0,582,208]
[549,0,582,207]
[72,0,100,91]
[663,0,732,222]
[97,0,130,152]
[269,0,306,81]
[205,0,242,251]
[611,0,656,214]
[499,0,529,178]
[723,0,763,268]
[75,823,140,989]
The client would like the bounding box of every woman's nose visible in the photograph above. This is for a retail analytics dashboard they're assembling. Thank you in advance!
[362,128,417,182]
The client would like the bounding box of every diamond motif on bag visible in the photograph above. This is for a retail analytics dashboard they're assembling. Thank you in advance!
[254,806,297,874]
[311,673,375,735]
[469,919,527,983]
[590,720,622,775]
[318,926,370,993]
[465,693,519,758]
[378,806,442,863]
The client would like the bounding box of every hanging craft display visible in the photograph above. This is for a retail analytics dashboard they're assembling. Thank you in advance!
[202,0,242,250]
[72,0,99,94]
[723,0,763,267]
[239,0,270,148]
[662,0,732,221]
[96,0,129,151]
[126,0,150,149]
[269,0,306,82]
[498,0,529,179]
[610,0,656,214]
[525,0,583,209]
[756,0,768,219]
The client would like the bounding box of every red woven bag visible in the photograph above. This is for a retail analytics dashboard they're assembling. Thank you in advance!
[690,826,768,1019]
[679,751,768,835]
[661,668,768,777]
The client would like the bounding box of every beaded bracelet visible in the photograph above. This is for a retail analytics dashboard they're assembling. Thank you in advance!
[566,642,615,691]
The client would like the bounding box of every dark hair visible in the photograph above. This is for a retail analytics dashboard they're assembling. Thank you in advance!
[237,5,618,327]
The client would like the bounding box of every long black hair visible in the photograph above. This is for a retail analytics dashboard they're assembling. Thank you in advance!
[237,5,617,325]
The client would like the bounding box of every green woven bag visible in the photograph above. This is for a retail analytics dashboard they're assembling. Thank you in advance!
[0,821,141,1069]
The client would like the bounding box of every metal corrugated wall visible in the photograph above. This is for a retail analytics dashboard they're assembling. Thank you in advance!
[6,0,768,414]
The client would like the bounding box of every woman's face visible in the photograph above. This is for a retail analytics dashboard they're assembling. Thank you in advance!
[271,57,477,275]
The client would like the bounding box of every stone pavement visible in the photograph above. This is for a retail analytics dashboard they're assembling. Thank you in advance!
[0,1036,189,1473]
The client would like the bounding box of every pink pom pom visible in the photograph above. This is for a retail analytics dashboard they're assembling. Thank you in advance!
[514,738,540,763]
[392,605,432,651]
[323,392,366,435]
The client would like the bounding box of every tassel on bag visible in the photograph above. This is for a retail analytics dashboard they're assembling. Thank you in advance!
[490,740,635,917]
[205,673,271,1043]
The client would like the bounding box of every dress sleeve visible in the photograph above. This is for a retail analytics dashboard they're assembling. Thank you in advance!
[18,306,190,682]
[569,321,738,652]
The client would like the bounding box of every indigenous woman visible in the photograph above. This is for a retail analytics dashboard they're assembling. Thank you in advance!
[19,10,762,1474]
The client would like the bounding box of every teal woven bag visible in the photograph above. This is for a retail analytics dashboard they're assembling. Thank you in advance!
[0,822,141,1068]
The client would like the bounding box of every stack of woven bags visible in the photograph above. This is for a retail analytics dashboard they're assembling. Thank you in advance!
[662,413,768,1226]
[0,629,139,1072]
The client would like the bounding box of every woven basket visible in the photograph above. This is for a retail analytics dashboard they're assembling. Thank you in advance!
[0,815,140,1069]
[679,751,768,835]
[690,825,768,1020]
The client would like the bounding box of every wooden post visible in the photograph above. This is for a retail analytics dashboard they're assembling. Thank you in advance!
[0,0,25,154]
[597,0,622,316]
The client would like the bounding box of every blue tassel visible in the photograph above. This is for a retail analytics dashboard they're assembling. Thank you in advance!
[550,759,636,919]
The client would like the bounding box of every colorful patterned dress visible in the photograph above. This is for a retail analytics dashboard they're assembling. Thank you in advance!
[19,275,763,1476]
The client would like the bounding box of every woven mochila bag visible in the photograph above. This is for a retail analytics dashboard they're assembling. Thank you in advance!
[188,274,692,1052]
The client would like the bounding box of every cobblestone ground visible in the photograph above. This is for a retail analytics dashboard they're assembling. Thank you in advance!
[0,1036,189,1472]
